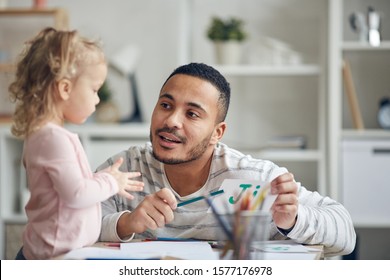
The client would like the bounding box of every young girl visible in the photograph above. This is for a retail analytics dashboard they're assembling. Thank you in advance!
[9,27,144,259]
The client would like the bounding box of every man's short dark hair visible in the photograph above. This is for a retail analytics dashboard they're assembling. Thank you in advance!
[162,62,231,122]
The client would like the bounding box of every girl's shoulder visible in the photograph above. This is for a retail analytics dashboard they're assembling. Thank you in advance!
[28,122,77,144]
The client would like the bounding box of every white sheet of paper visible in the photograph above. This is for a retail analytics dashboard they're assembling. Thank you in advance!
[208,167,288,213]
[120,241,218,260]
[263,252,318,260]
[62,247,141,260]
[252,240,321,253]
[222,248,318,260]
[63,241,218,260]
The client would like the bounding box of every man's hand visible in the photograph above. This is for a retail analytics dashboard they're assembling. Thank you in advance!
[117,188,177,239]
[270,172,299,230]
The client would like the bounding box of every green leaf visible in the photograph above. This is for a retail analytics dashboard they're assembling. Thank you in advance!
[206,16,247,42]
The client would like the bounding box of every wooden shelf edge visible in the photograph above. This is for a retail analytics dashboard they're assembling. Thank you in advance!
[0,8,69,30]
[0,8,67,15]
[0,115,13,124]
[0,63,16,73]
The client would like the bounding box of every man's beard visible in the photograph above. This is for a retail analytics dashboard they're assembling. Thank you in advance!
[150,130,211,165]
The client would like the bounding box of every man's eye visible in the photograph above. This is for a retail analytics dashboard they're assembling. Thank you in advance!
[161,102,170,109]
[188,111,199,118]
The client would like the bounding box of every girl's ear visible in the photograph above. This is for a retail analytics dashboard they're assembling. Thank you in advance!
[57,78,72,101]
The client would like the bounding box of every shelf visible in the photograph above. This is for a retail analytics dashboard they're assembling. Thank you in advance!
[0,123,151,139]
[342,129,390,139]
[0,63,15,73]
[342,41,390,51]
[2,214,27,224]
[241,149,323,162]
[65,123,150,138]
[0,8,66,15]
[0,8,69,30]
[0,116,13,124]
[213,64,321,76]
[352,222,390,228]
[0,124,13,134]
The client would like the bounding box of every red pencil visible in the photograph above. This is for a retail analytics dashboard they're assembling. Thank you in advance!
[240,191,251,211]
[104,243,120,248]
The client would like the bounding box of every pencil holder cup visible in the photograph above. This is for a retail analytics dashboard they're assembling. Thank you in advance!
[221,210,271,260]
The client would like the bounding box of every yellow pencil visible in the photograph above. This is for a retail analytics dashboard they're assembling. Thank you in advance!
[250,184,270,211]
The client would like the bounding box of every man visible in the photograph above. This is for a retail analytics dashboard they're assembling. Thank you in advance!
[98,62,356,257]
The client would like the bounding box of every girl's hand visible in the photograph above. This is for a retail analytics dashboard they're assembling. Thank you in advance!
[106,157,144,200]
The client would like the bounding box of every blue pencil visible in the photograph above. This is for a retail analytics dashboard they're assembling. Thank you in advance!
[205,196,234,241]
[143,237,197,242]
[177,189,224,207]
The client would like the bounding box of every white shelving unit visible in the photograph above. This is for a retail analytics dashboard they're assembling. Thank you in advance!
[218,64,326,194]
[179,0,327,195]
[328,0,390,250]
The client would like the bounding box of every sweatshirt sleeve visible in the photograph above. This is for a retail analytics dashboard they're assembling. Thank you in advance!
[284,185,357,257]
[34,128,119,208]
[100,205,135,242]
[96,151,135,242]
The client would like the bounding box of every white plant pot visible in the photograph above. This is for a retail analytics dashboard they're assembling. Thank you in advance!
[214,41,243,65]
[95,101,120,123]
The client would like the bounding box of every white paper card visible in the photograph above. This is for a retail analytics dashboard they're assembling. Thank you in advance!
[208,167,288,213]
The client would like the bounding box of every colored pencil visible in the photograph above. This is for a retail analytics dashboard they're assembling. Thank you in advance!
[205,196,234,241]
[250,184,270,211]
[177,189,224,207]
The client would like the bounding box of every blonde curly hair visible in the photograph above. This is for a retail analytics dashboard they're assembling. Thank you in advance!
[9,27,105,138]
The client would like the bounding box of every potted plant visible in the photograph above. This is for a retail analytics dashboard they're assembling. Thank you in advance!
[206,16,248,64]
[95,81,120,123]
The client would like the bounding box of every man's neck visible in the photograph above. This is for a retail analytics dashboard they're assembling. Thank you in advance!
[164,155,213,197]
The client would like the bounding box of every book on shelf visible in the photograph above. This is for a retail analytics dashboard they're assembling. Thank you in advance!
[264,135,307,150]
[342,59,365,130]
[0,114,13,123]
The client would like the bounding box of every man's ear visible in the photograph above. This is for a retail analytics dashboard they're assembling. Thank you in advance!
[57,78,72,101]
[210,122,226,145]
